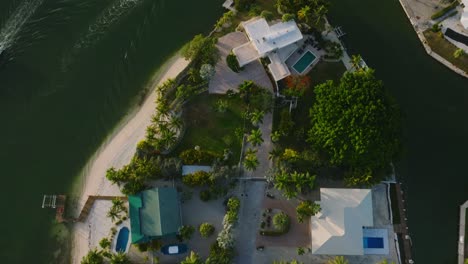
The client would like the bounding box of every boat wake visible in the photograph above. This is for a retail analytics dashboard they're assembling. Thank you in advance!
[73,0,143,51]
[0,0,44,59]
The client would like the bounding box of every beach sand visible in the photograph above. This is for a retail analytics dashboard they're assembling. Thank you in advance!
[70,54,189,263]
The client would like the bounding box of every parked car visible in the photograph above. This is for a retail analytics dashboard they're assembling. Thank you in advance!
[161,244,188,255]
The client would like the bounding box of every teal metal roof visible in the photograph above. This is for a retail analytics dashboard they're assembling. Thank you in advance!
[128,187,181,244]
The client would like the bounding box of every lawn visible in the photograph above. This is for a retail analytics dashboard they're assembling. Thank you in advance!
[423,30,468,74]
[273,61,346,151]
[174,93,246,164]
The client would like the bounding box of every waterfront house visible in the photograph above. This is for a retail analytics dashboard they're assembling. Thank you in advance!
[311,188,389,255]
[233,17,303,81]
[128,187,182,244]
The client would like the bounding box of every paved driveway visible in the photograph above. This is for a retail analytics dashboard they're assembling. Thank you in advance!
[209,32,273,94]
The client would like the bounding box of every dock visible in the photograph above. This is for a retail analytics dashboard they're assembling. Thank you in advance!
[393,183,415,264]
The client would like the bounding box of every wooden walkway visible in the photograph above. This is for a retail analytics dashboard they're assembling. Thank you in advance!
[394,183,414,264]
[76,195,127,222]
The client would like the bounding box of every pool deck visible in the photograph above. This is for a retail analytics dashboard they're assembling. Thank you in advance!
[285,35,325,75]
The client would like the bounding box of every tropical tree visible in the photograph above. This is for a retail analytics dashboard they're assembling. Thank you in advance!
[99,238,111,250]
[199,223,215,238]
[205,242,235,264]
[81,249,103,264]
[296,200,321,223]
[284,75,311,97]
[282,13,296,22]
[327,256,348,264]
[111,198,125,212]
[274,170,316,199]
[273,212,290,232]
[313,4,328,25]
[200,64,215,80]
[181,251,203,264]
[271,130,282,142]
[297,247,306,255]
[217,225,235,249]
[351,54,363,71]
[250,110,265,126]
[247,128,263,146]
[268,147,283,162]
[109,252,130,264]
[308,69,401,183]
[215,99,229,113]
[297,5,312,23]
[169,115,183,130]
[243,148,259,171]
[107,206,120,222]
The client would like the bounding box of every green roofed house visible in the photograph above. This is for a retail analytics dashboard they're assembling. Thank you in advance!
[128,187,182,244]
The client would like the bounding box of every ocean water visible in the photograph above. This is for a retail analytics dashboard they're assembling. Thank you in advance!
[329,0,468,263]
[0,0,222,263]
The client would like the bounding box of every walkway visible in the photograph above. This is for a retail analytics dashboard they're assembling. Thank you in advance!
[209,32,274,94]
[234,110,274,263]
[76,195,127,222]
[458,200,468,264]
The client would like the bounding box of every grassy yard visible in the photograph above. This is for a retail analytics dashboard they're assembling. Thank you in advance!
[273,61,346,151]
[174,93,246,164]
[423,30,468,74]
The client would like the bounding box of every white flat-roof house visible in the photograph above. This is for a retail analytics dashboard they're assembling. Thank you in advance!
[462,0,468,29]
[233,18,303,81]
[311,188,374,255]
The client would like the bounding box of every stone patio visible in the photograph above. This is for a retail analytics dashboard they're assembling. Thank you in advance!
[209,32,274,94]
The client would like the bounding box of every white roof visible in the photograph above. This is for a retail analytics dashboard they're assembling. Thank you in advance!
[311,188,374,255]
[242,18,303,56]
[168,246,179,254]
[182,165,212,175]
[267,52,291,81]
[233,41,260,67]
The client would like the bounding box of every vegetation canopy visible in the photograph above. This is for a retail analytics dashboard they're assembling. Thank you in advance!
[308,69,401,180]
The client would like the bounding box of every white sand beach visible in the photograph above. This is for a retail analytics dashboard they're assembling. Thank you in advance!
[70,54,189,263]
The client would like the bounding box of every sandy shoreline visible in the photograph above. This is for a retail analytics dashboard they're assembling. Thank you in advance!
[70,53,189,263]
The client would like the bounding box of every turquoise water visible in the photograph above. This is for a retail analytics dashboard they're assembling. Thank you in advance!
[0,0,223,263]
[293,50,316,73]
[115,227,129,252]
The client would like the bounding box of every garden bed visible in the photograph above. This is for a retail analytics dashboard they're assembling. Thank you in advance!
[423,30,468,74]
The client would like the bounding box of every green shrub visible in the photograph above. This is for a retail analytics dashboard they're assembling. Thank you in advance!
[273,212,290,232]
[226,53,242,73]
[183,171,213,187]
[200,189,212,201]
[99,238,111,250]
[179,148,220,165]
[282,13,295,22]
[227,197,240,212]
[431,1,458,20]
[136,242,148,252]
[260,10,274,21]
[178,225,195,241]
[199,223,215,238]
[278,108,294,136]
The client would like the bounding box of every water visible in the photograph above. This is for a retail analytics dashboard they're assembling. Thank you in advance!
[0,0,222,263]
[329,0,468,263]
[115,226,129,252]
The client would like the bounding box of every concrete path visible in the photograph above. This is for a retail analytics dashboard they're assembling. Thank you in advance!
[234,111,274,263]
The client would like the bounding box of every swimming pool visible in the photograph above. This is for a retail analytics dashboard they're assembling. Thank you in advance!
[292,50,317,74]
[363,237,384,248]
[115,227,129,252]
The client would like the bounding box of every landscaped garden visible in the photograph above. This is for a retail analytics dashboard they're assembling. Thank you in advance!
[423,29,468,74]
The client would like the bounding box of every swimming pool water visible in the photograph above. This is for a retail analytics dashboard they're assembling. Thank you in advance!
[115,227,129,252]
[363,237,384,248]
[292,51,317,74]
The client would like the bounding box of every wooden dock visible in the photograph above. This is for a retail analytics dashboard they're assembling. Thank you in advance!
[393,183,414,264]
[76,195,127,222]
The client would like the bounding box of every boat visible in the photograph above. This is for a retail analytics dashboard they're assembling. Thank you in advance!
[160,244,188,255]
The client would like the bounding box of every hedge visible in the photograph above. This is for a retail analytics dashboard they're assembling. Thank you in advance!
[431,1,459,20]
[226,53,242,73]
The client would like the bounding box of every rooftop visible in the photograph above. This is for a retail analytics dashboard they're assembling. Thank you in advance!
[311,188,373,255]
[129,187,181,243]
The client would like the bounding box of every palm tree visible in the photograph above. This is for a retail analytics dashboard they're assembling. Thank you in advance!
[81,249,103,264]
[169,115,183,130]
[110,252,130,264]
[313,5,328,25]
[268,147,283,162]
[297,5,311,23]
[351,54,363,71]
[247,128,263,146]
[271,130,282,142]
[111,198,125,212]
[327,256,348,264]
[160,129,177,150]
[181,251,203,264]
[243,149,259,171]
[250,110,264,126]
[107,207,120,222]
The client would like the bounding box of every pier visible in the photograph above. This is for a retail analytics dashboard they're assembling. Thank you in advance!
[393,183,415,264]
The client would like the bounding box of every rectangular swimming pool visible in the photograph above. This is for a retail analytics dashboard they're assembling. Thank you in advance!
[292,51,317,74]
[363,237,384,248]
